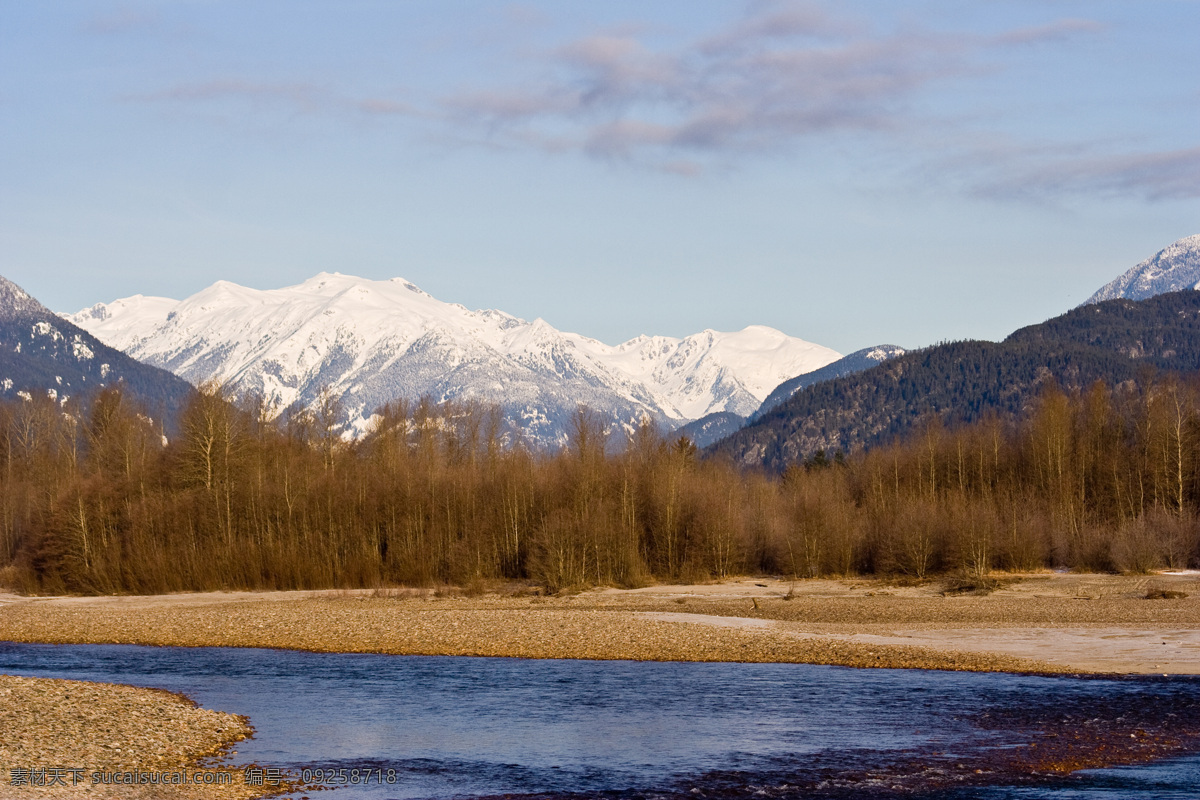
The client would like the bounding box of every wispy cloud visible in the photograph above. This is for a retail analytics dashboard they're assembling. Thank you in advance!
[435,1,1102,172]
[987,18,1105,46]
[698,0,863,54]
[132,78,437,133]
[129,1,1190,203]
[974,145,1200,202]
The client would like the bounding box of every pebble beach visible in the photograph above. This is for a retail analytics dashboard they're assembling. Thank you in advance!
[0,674,260,800]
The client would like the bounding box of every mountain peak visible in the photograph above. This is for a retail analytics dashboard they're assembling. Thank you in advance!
[303,271,347,282]
[387,277,428,296]
[0,275,53,322]
[1085,234,1200,305]
[67,271,841,444]
[288,271,365,295]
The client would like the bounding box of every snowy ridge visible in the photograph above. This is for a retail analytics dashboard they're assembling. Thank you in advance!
[1085,235,1200,305]
[66,273,840,443]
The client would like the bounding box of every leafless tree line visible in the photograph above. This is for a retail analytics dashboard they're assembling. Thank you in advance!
[0,378,1197,594]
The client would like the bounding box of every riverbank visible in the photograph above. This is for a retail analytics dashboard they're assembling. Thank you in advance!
[2,572,1197,675]
[0,674,261,800]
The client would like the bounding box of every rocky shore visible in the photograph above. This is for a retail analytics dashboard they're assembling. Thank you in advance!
[0,674,260,800]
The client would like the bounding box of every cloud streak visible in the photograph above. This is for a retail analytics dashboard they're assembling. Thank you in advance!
[987,18,1105,46]
[130,2,1192,202]
[437,1,1100,170]
[975,145,1200,202]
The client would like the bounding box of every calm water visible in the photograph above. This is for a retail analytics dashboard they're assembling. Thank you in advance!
[2,643,1199,799]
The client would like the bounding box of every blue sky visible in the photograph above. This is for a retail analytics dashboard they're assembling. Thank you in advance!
[2,1,1198,354]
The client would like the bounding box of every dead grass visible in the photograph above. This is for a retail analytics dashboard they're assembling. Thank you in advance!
[941,573,1024,596]
[1145,587,1189,600]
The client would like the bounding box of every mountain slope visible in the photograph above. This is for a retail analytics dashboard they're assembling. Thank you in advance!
[709,292,1200,470]
[68,273,840,443]
[1085,234,1200,304]
[679,345,908,448]
[0,275,194,422]
[675,411,747,449]
[751,344,907,422]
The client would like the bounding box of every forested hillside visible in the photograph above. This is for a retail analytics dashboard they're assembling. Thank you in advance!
[710,292,1200,471]
[751,344,906,422]
[0,276,194,428]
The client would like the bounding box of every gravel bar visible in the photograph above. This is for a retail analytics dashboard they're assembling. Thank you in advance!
[0,674,263,800]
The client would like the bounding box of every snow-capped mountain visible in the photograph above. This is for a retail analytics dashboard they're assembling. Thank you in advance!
[1085,235,1200,305]
[67,273,840,443]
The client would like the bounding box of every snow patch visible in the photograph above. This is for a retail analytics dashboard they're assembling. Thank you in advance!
[1086,235,1200,304]
[71,336,95,360]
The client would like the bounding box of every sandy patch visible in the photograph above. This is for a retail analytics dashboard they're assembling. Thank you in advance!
[636,611,1200,674]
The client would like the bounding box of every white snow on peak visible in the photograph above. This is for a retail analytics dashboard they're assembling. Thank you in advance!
[66,295,177,349]
[66,273,841,442]
[568,324,840,420]
[1085,235,1200,305]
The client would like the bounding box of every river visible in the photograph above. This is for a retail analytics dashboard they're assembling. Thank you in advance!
[2,642,1199,799]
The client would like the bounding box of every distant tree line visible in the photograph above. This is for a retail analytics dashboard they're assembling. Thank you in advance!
[0,376,1197,594]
